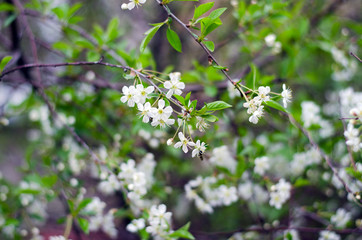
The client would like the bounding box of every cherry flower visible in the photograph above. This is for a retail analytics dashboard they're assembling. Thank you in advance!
[151,99,173,121]
[196,116,209,132]
[121,86,138,107]
[121,0,146,10]
[135,84,154,104]
[249,106,264,124]
[164,72,185,99]
[150,99,175,128]
[281,84,292,108]
[174,132,195,153]
[256,86,271,102]
[137,102,154,123]
[192,140,206,158]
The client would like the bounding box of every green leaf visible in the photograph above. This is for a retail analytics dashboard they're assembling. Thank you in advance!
[202,114,218,122]
[169,222,195,240]
[4,14,16,27]
[106,18,121,42]
[208,8,227,21]
[0,3,15,12]
[174,95,185,106]
[203,40,215,52]
[75,39,94,49]
[235,156,246,178]
[166,28,182,52]
[193,2,214,21]
[77,218,89,234]
[205,101,232,111]
[294,178,310,187]
[41,175,57,188]
[200,17,222,39]
[68,3,82,18]
[211,63,227,70]
[76,198,92,213]
[0,56,13,73]
[140,23,165,52]
[184,92,191,104]
[264,100,288,113]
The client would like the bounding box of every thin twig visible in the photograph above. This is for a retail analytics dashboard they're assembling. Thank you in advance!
[350,52,362,63]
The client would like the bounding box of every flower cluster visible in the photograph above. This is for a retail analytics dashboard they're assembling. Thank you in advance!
[344,123,361,152]
[185,175,239,214]
[254,156,270,175]
[83,197,117,238]
[269,178,292,209]
[290,147,321,176]
[318,230,340,240]
[209,145,237,173]
[126,204,175,239]
[331,208,351,228]
[265,34,282,54]
[330,46,358,82]
[243,86,270,124]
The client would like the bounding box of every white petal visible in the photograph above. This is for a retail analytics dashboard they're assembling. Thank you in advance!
[178,132,184,140]
[120,96,127,103]
[127,2,135,9]
[174,142,182,148]
[164,81,172,89]
[192,149,198,157]
[182,144,188,153]
[146,86,154,94]
[166,90,173,99]
[158,99,165,109]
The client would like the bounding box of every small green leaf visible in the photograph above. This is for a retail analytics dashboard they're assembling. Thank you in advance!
[169,222,195,240]
[41,175,57,188]
[75,39,94,49]
[184,92,191,104]
[140,23,165,52]
[203,40,215,52]
[0,56,12,73]
[202,114,218,122]
[76,198,92,213]
[77,218,89,234]
[264,100,288,113]
[106,18,121,42]
[205,101,232,111]
[0,3,15,12]
[174,95,185,106]
[208,8,227,20]
[294,178,310,187]
[166,28,182,52]
[193,2,214,21]
[211,64,228,70]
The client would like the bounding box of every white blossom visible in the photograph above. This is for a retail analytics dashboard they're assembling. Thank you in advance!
[318,230,340,240]
[121,85,138,107]
[192,140,206,158]
[281,84,292,108]
[137,102,154,123]
[331,208,351,228]
[164,72,185,98]
[174,132,195,153]
[209,146,237,173]
[254,156,270,175]
[127,218,146,232]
